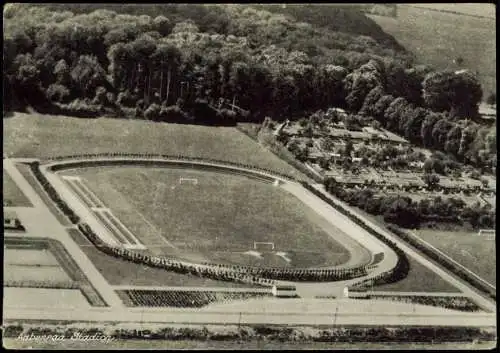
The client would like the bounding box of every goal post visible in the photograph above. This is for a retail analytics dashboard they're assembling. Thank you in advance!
[477,229,495,237]
[179,177,198,185]
[254,241,275,251]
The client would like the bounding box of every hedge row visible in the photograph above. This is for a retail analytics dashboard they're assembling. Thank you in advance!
[77,221,367,283]
[3,279,79,290]
[386,224,496,302]
[300,182,410,286]
[77,223,272,287]
[5,323,496,343]
[358,295,481,312]
[46,152,299,182]
[29,162,80,224]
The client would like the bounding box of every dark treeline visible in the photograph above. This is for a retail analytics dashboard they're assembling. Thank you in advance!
[3,3,412,122]
[3,4,495,170]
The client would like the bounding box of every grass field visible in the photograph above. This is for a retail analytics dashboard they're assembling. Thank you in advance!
[63,166,351,268]
[3,170,32,207]
[369,5,496,97]
[3,113,306,179]
[3,287,90,308]
[415,230,496,286]
[67,228,259,288]
[371,256,460,293]
[344,207,462,293]
[4,247,74,286]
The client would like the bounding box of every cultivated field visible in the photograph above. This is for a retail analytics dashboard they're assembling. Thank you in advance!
[3,287,90,308]
[4,248,74,287]
[3,169,32,207]
[67,228,258,288]
[62,166,351,268]
[3,113,306,179]
[369,5,496,97]
[416,230,496,286]
[4,237,108,306]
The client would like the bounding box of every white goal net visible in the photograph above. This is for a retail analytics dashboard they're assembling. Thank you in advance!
[477,229,495,237]
[254,242,275,251]
[179,177,198,185]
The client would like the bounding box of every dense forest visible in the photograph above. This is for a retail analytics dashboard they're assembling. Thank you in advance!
[3,4,496,170]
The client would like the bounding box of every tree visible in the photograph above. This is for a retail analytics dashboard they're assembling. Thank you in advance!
[402,106,427,144]
[420,112,441,148]
[422,70,483,119]
[423,173,440,188]
[486,92,496,106]
[70,55,107,98]
[318,156,330,170]
[431,118,454,150]
[344,139,353,158]
[384,97,409,132]
[359,85,384,117]
[444,124,463,156]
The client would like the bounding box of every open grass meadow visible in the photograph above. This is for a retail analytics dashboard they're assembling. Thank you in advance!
[371,255,460,293]
[368,5,496,97]
[344,207,462,293]
[3,169,32,207]
[63,166,351,268]
[3,113,306,179]
[416,229,496,286]
[67,228,258,288]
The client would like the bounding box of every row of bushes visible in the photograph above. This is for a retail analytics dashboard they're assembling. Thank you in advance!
[121,290,272,308]
[359,295,481,312]
[29,162,80,224]
[387,224,496,302]
[77,223,273,287]
[78,221,368,283]
[5,323,496,343]
[3,279,79,290]
[46,152,298,182]
[301,182,411,286]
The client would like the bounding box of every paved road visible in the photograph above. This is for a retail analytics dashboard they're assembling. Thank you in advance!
[3,305,496,327]
[3,159,124,308]
[4,156,496,327]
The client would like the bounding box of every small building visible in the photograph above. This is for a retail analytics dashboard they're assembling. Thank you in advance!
[4,211,22,230]
[272,284,297,298]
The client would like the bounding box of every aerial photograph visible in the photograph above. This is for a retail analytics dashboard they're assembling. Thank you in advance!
[2,3,496,350]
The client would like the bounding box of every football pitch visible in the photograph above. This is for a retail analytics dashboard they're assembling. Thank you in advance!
[61,166,352,269]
